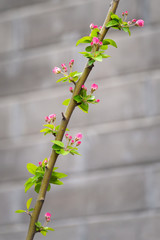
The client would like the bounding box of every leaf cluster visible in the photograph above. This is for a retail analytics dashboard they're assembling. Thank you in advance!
[15,198,34,214]
[56,71,82,83]
[35,221,54,236]
[52,140,80,156]
[106,12,131,36]
[24,162,67,193]
[73,88,98,113]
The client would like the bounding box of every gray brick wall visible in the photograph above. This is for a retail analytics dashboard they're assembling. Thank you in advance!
[0,0,160,239]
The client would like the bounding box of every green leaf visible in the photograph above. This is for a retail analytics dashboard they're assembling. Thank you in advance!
[51,140,64,148]
[90,28,100,38]
[111,13,120,20]
[106,20,119,28]
[26,198,32,210]
[69,71,81,78]
[70,149,80,155]
[40,128,52,133]
[88,59,95,66]
[52,144,62,151]
[29,208,34,212]
[56,76,68,83]
[35,183,41,193]
[47,183,51,192]
[122,27,131,36]
[55,125,60,131]
[92,55,103,62]
[100,44,108,50]
[76,36,92,46]
[24,181,34,193]
[85,46,92,52]
[27,163,37,175]
[87,95,95,102]
[41,231,47,236]
[101,54,110,58]
[15,210,26,213]
[45,227,55,231]
[53,179,63,185]
[59,149,70,155]
[62,98,70,106]
[52,171,67,178]
[35,221,41,228]
[43,124,54,129]
[103,39,117,48]
[74,95,83,103]
[78,102,89,113]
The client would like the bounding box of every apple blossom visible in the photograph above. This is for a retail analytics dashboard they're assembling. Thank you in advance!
[52,67,61,74]
[136,19,144,27]
[75,133,82,140]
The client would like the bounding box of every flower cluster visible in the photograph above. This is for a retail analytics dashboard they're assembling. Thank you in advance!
[90,23,102,30]
[91,37,103,46]
[52,59,74,75]
[45,114,56,123]
[122,11,144,27]
[45,212,51,222]
[65,132,82,147]
[78,83,100,103]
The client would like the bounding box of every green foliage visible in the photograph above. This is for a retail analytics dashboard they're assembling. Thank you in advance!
[40,124,68,137]
[106,12,131,36]
[63,98,70,106]
[35,221,55,235]
[15,198,34,214]
[56,71,82,83]
[51,140,80,156]
[24,161,67,193]
[76,36,92,46]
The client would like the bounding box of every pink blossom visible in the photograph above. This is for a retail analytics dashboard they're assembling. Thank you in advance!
[125,11,128,15]
[69,59,74,67]
[93,25,98,29]
[45,212,51,222]
[132,19,137,23]
[44,159,48,165]
[92,37,99,44]
[61,63,66,69]
[128,21,132,25]
[39,162,42,166]
[69,135,72,140]
[90,23,95,29]
[82,85,87,91]
[69,86,73,92]
[49,114,56,120]
[76,141,81,146]
[65,133,69,138]
[99,26,102,29]
[75,133,82,140]
[64,67,67,72]
[96,99,100,103]
[71,139,74,144]
[99,41,103,46]
[45,116,49,122]
[52,67,61,74]
[122,12,125,16]
[136,19,144,27]
[91,83,98,91]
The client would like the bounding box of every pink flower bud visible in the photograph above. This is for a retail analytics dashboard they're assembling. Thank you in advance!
[99,41,103,46]
[92,37,99,44]
[128,21,132,25]
[82,85,87,91]
[39,161,42,166]
[125,11,128,15]
[69,87,73,93]
[69,135,72,140]
[135,19,144,27]
[76,141,81,146]
[45,116,49,122]
[99,26,102,29]
[91,41,94,46]
[132,19,137,23]
[44,159,48,165]
[69,59,74,67]
[61,63,66,69]
[91,83,98,91]
[71,139,74,144]
[52,67,61,74]
[93,25,98,29]
[96,99,100,103]
[122,12,125,16]
[65,133,69,138]
[49,114,56,121]
[90,23,95,29]
[45,212,51,222]
[75,133,82,140]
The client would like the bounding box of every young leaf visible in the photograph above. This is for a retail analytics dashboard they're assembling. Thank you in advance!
[74,95,83,103]
[47,183,51,192]
[35,183,41,193]
[27,163,37,175]
[45,227,55,231]
[106,20,119,28]
[41,231,47,236]
[122,27,131,36]
[63,98,70,106]
[25,181,34,193]
[92,55,103,62]
[90,28,100,38]
[15,210,26,213]
[78,102,89,113]
[26,198,32,210]
[56,76,68,83]
[43,124,54,129]
[88,59,95,66]
[105,39,117,48]
[111,13,120,20]
[85,46,92,52]
[59,149,70,155]
[76,36,92,46]
[51,140,64,148]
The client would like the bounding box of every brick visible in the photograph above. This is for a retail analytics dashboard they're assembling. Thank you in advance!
[0,79,148,139]
[0,169,148,224]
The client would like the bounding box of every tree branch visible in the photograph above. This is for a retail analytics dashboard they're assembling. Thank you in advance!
[26,0,120,239]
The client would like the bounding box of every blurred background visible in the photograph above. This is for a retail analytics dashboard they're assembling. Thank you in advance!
[0,0,160,239]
